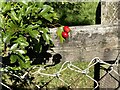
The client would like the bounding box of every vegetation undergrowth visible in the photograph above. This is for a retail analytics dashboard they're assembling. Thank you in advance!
[2,61,94,89]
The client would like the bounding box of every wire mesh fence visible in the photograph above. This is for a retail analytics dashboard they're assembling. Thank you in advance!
[1,53,120,90]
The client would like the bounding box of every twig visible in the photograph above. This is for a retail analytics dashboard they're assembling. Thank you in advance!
[0,82,12,90]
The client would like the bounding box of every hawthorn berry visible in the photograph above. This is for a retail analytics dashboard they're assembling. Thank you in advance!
[62,31,68,39]
[63,26,70,33]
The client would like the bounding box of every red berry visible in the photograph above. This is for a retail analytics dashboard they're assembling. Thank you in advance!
[62,31,68,39]
[63,26,70,33]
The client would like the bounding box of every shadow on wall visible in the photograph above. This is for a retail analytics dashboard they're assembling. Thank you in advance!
[31,47,62,65]
[27,43,62,65]
[44,53,62,68]
[2,44,62,67]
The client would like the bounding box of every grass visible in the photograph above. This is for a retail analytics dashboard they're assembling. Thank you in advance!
[2,61,95,89]
[31,61,94,89]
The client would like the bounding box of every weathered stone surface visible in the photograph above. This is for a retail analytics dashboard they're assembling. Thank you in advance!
[99,65,119,89]
[50,24,119,88]
[101,1,119,25]
[50,24,118,62]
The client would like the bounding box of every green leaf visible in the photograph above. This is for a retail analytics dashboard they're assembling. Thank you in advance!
[56,26,65,43]
[39,5,54,22]
[17,54,30,69]
[36,20,42,25]
[29,30,39,39]
[10,43,18,51]
[0,1,5,11]
[40,5,51,16]
[18,59,25,68]
[9,66,21,71]
[0,1,57,69]
[0,32,4,54]
[42,33,50,44]
[9,10,19,21]
[20,41,29,48]
[0,15,5,28]
[35,2,43,8]
[10,55,17,63]
[15,50,27,54]
[26,25,39,30]
[42,28,49,33]
[25,56,30,61]
[2,2,11,13]
[59,35,65,43]
[6,20,18,31]
[42,13,53,22]
[3,33,11,43]
[15,36,29,48]
[17,0,28,5]
[26,6,32,15]
[56,26,63,36]
[31,7,38,13]
[24,60,31,68]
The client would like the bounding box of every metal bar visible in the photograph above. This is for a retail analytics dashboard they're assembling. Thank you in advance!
[94,61,100,90]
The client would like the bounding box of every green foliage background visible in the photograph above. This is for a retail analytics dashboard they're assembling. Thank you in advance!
[46,2,99,26]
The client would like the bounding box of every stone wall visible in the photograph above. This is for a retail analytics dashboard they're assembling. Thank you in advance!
[50,24,119,88]
[100,1,120,88]
[50,24,118,62]
[101,1,119,25]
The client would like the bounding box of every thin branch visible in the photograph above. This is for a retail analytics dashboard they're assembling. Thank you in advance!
[0,82,12,90]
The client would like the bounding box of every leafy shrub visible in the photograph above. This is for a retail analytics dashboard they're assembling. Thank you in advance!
[0,1,57,70]
[0,1,59,89]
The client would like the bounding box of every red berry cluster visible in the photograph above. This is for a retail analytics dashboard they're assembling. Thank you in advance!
[62,26,71,39]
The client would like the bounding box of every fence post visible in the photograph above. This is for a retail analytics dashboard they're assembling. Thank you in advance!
[94,62,100,90]
[99,0,119,89]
